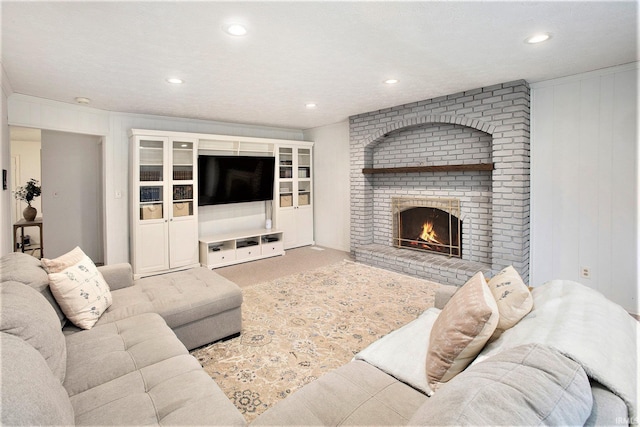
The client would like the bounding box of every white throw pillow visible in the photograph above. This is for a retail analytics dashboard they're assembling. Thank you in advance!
[45,248,112,330]
[355,307,441,396]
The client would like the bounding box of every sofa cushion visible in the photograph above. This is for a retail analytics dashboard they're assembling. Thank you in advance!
[64,313,187,396]
[410,343,593,426]
[71,354,245,426]
[0,332,74,426]
[252,360,427,426]
[0,252,66,326]
[425,271,498,392]
[46,247,113,329]
[97,267,242,330]
[486,265,533,340]
[0,281,67,382]
[64,312,245,426]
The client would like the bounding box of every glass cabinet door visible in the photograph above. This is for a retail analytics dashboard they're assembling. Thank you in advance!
[278,147,294,208]
[171,140,194,218]
[297,148,311,206]
[172,140,193,181]
[277,146,312,209]
[139,139,165,221]
[279,147,293,179]
[297,148,311,179]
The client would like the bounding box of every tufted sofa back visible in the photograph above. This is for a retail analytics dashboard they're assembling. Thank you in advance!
[0,252,67,326]
[0,279,74,425]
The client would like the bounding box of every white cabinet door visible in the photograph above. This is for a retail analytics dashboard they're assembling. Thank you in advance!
[168,138,198,268]
[296,205,314,247]
[136,221,169,274]
[169,217,198,268]
[278,205,314,249]
[278,208,297,249]
[134,136,169,274]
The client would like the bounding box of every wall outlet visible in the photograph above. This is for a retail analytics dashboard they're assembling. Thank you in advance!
[580,266,591,279]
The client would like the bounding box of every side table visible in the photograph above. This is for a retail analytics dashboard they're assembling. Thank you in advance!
[13,217,43,258]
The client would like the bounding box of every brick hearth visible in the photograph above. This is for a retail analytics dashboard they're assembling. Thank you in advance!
[349,81,530,286]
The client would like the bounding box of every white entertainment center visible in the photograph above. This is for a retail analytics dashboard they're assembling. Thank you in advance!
[199,228,284,269]
[129,129,314,277]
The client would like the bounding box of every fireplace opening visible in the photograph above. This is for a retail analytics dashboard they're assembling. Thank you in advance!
[392,198,461,257]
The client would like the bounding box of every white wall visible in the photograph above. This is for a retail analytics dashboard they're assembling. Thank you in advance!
[0,66,12,255]
[41,130,103,261]
[303,121,350,252]
[198,201,268,237]
[530,62,638,313]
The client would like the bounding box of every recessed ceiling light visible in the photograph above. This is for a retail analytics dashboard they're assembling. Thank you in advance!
[75,97,91,104]
[167,78,184,84]
[305,103,317,109]
[225,23,248,36]
[384,79,399,85]
[525,33,551,44]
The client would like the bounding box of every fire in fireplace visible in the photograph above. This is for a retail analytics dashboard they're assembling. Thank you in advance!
[392,198,461,257]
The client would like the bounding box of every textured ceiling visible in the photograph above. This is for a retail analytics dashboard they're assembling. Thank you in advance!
[2,1,638,130]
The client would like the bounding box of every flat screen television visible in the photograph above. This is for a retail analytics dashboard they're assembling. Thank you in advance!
[198,155,275,206]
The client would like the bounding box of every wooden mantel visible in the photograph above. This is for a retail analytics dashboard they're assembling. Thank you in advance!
[362,163,494,175]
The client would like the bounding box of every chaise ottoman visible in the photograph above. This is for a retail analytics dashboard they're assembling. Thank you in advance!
[95,265,244,350]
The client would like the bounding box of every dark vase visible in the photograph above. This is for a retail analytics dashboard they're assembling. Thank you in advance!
[23,206,37,221]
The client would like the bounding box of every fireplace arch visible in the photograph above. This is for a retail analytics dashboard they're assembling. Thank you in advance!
[361,114,496,154]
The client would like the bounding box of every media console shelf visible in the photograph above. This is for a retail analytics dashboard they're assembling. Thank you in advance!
[199,229,284,269]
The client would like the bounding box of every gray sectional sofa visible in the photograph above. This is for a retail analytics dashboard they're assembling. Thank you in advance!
[1,251,635,426]
[0,252,246,425]
[253,282,635,426]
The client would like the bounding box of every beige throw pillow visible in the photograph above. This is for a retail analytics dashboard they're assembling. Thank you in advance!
[425,271,499,392]
[487,265,533,340]
[45,248,112,330]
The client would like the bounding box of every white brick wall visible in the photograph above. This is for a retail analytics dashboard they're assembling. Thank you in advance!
[350,80,530,286]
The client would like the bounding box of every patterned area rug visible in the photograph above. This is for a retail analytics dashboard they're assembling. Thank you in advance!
[191,260,441,422]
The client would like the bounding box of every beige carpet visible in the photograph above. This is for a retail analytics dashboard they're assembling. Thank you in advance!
[191,260,441,422]
[214,245,353,288]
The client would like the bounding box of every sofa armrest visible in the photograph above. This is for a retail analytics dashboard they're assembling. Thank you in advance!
[97,263,134,291]
[584,382,629,426]
[434,284,458,309]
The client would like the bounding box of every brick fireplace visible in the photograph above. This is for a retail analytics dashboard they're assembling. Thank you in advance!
[349,80,530,286]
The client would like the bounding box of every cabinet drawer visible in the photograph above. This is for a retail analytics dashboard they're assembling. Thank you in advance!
[236,246,259,260]
[209,250,236,265]
[262,241,284,255]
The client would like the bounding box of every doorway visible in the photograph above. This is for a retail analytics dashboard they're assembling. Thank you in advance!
[10,127,104,262]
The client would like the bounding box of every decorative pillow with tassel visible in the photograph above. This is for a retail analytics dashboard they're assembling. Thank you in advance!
[486,265,533,341]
